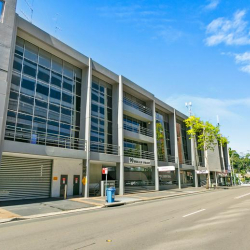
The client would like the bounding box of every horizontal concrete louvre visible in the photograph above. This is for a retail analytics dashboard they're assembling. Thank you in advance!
[0,155,52,201]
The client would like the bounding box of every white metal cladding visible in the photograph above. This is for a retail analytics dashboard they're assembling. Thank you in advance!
[0,155,52,201]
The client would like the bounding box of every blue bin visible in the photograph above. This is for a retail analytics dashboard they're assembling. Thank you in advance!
[106,187,116,203]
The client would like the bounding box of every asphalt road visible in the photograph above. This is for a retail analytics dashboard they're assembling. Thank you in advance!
[0,187,250,250]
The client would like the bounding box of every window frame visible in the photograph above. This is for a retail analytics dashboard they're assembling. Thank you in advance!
[0,0,5,23]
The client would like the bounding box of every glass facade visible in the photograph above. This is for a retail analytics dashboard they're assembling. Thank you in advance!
[124,139,148,152]
[5,37,82,146]
[90,76,112,152]
[156,112,171,161]
[123,115,152,136]
[181,122,189,161]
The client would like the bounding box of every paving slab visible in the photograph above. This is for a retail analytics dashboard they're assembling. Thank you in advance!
[0,199,95,218]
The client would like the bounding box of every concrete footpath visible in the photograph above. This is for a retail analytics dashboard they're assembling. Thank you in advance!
[0,187,230,224]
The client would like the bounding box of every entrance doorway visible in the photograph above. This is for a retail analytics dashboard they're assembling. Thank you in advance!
[73,175,80,195]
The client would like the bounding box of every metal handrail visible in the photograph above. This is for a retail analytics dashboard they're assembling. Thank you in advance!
[90,141,119,155]
[180,159,192,165]
[158,154,166,161]
[4,125,86,150]
[123,122,153,137]
[167,155,176,163]
[158,154,176,163]
[125,180,155,186]
[123,96,152,116]
[124,147,154,160]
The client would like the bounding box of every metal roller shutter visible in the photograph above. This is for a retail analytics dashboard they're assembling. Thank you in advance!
[0,155,52,201]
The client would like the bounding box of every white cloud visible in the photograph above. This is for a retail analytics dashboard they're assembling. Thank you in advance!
[205,10,250,46]
[165,94,250,122]
[204,0,220,11]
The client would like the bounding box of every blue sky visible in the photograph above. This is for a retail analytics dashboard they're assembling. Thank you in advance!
[16,0,250,153]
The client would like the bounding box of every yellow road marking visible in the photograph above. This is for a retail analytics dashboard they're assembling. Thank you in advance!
[70,199,103,206]
[0,208,20,219]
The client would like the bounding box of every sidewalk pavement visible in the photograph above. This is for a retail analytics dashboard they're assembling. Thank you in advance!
[0,186,230,224]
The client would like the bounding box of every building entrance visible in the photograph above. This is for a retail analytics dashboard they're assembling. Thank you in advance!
[124,166,154,193]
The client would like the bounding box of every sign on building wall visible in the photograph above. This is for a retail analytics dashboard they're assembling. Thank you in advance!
[158,166,175,172]
[196,170,209,174]
[129,157,151,165]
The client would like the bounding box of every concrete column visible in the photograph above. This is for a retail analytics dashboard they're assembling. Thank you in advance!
[118,75,124,195]
[84,58,92,197]
[0,0,17,165]
[191,137,198,188]
[152,101,159,191]
[173,110,181,189]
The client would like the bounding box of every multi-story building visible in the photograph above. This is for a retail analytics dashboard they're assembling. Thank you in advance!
[0,0,230,201]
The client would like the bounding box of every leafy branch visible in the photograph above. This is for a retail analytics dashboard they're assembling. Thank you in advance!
[184,116,229,151]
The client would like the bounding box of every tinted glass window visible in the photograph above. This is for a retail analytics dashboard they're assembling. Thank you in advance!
[23,59,37,78]
[21,76,35,96]
[39,49,51,68]
[24,41,38,62]
[15,37,24,56]
[50,88,61,104]
[11,73,21,92]
[52,55,62,73]
[51,71,62,88]
[13,55,23,72]
[20,94,34,105]
[36,82,49,101]
[37,66,50,83]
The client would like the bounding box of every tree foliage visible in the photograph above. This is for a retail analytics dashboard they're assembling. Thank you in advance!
[229,148,250,175]
[184,115,229,151]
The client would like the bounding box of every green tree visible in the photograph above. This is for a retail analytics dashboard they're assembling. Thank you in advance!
[184,115,229,188]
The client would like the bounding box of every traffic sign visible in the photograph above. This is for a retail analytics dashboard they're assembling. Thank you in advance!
[102,168,108,174]
[82,177,87,185]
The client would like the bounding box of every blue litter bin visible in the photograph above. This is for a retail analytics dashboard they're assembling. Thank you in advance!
[106,187,116,203]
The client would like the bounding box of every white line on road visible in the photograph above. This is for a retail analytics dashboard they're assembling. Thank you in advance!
[183,209,206,218]
[235,193,250,199]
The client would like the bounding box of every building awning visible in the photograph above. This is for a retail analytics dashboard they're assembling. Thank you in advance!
[158,166,175,172]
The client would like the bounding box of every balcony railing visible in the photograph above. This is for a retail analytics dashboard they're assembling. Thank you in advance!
[124,147,154,160]
[158,154,176,163]
[167,155,176,163]
[123,122,153,138]
[123,96,152,116]
[90,141,119,155]
[180,159,192,165]
[4,125,86,151]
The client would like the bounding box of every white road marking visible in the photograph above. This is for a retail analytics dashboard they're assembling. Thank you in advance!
[183,209,206,218]
[235,193,250,199]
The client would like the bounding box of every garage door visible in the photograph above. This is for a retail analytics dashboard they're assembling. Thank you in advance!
[0,155,52,201]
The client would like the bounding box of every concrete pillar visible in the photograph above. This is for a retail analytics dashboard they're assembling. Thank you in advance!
[215,171,218,187]
[118,75,124,195]
[152,101,159,191]
[173,110,181,189]
[191,136,198,188]
[0,0,17,165]
[84,58,92,197]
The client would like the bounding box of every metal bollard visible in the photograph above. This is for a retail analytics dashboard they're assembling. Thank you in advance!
[64,184,67,199]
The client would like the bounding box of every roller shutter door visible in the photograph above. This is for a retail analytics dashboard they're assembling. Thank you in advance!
[0,155,52,201]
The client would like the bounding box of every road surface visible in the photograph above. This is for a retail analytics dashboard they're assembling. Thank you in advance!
[0,187,250,250]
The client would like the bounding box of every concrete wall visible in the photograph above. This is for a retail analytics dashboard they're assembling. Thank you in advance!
[89,163,102,184]
[207,144,222,172]
[51,158,83,197]
[0,0,17,165]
